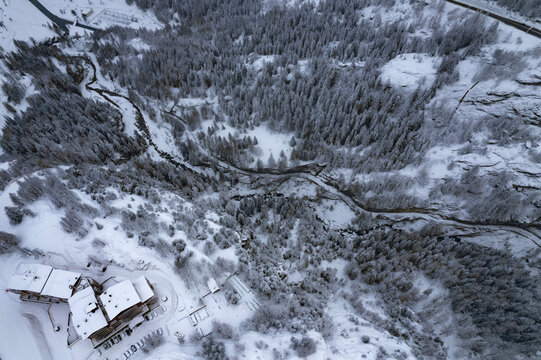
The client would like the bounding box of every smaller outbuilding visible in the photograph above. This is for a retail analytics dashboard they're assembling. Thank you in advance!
[81,9,94,19]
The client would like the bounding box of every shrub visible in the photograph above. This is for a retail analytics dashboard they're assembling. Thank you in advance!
[212,321,235,339]
[344,262,358,280]
[174,251,193,270]
[2,77,25,104]
[60,209,87,237]
[225,289,240,305]
[172,239,186,253]
[244,306,288,334]
[141,331,163,353]
[0,231,20,254]
[291,336,316,358]
[362,335,370,344]
[5,206,23,225]
[202,337,228,360]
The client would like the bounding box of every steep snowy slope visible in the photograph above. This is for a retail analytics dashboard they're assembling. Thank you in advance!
[0,0,58,52]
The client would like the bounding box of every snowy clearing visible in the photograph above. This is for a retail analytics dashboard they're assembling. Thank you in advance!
[381,53,440,89]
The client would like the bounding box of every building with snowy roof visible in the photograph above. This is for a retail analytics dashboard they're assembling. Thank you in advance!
[132,276,155,303]
[7,263,81,303]
[68,286,109,341]
[41,269,82,300]
[100,279,141,321]
[98,276,156,333]
[8,263,52,294]
[70,276,156,347]
[8,264,157,348]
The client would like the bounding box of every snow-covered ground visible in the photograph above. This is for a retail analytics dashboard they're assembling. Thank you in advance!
[325,298,415,360]
[201,119,296,168]
[0,0,161,54]
[377,6,541,216]
[40,0,163,30]
[381,53,440,89]
[0,178,258,360]
[246,125,294,165]
[1,0,540,358]
[248,54,276,72]
[318,200,357,228]
[0,0,58,52]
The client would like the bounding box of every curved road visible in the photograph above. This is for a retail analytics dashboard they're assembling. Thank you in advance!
[446,0,541,38]
[28,0,101,33]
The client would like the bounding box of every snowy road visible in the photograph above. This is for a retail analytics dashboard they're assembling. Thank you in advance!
[446,0,541,38]
[27,0,101,33]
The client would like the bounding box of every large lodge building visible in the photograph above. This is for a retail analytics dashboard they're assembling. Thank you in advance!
[7,263,157,348]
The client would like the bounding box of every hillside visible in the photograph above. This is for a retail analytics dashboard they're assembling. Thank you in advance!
[0,0,540,359]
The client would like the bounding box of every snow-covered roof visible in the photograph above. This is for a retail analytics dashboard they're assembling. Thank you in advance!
[99,279,141,320]
[206,277,220,294]
[132,276,155,303]
[7,263,53,294]
[41,269,81,300]
[68,287,108,340]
